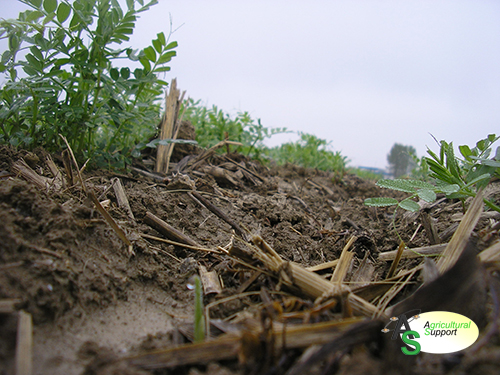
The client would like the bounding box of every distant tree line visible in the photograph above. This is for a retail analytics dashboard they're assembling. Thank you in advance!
[387,143,416,178]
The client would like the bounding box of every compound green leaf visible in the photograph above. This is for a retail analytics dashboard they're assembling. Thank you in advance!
[464,173,491,188]
[73,48,88,63]
[157,32,166,45]
[26,10,44,22]
[436,183,460,195]
[364,197,398,207]
[152,38,162,53]
[376,179,434,193]
[480,159,500,168]
[157,51,175,64]
[133,68,143,79]
[477,139,487,151]
[43,0,58,13]
[30,46,44,61]
[139,56,151,72]
[447,192,469,200]
[45,67,63,77]
[164,41,178,50]
[112,35,130,43]
[107,98,123,110]
[120,67,130,79]
[143,46,156,62]
[43,13,56,25]
[8,35,19,51]
[398,199,420,212]
[126,0,134,10]
[426,159,459,185]
[26,54,43,71]
[417,189,436,203]
[459,145,472,160]
[23,65,38,76]
[28,0,43,8]
[54,57,70,66]
[444,142,461,179]
[69,13,81,29]
[426,148,441,163]
[57,2,71,23]
[154,66,171,73]
[1,50,11,65]
[439,140,448,163]
[119,20,136,28]
[121,13,137,24]
[488,134,499,142]
[8,67,17,81]
[115,27,134,35]
[109,68,119,80]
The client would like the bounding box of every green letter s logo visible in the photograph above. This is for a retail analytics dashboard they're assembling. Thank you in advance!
[401,330,421,355]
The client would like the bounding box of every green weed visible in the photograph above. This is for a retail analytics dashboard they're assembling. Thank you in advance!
[193,275,205,342]
[365,134,500,213]
[182,98,288,160]
[267,132,348,173]
[183,99,348,174]
[0,0,177,168]
[350,167,384,181]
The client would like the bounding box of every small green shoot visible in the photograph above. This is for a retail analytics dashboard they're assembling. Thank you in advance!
[193,275,205,342]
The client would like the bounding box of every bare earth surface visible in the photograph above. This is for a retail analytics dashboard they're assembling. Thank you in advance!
[0,144,499,375]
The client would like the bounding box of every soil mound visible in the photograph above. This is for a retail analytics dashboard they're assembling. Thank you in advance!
[0,144,499,375]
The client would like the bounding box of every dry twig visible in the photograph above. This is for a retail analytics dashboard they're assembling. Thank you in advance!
[144,212,201,247]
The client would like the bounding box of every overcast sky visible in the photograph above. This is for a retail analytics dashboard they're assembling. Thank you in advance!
[2,0,500,169]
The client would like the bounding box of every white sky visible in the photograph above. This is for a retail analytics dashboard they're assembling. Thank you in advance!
[1,0,500,169]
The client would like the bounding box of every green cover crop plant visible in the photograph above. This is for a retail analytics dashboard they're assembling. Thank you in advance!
[182,98,288,160]
[0,0,177,167]
[365,134,500,213]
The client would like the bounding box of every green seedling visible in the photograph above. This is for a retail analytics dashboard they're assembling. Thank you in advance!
[365,134,500,214]
[365,178,445,244]
[193,275,205,342]
[365,178,438,213]
[424,134,500,212]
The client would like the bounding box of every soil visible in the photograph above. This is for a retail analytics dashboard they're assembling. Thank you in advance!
[0,143,499,375]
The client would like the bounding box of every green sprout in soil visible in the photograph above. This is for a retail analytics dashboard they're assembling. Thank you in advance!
[193,275,205,342]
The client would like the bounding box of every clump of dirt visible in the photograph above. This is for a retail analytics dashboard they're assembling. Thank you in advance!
[0,144,499,375]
